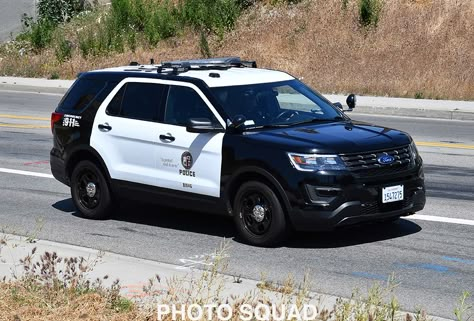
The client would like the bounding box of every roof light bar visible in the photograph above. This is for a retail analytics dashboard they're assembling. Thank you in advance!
[156,57,257,75]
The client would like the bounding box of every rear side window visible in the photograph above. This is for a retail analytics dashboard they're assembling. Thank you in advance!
[106,82,165,122]
[106,85,125,116]
[57,78,107,112]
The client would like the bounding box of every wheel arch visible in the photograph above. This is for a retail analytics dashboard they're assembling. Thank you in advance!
[225,166,291,219]
[65,146,112,186]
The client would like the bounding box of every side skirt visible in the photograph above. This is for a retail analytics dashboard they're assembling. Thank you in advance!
[112,179,228,215]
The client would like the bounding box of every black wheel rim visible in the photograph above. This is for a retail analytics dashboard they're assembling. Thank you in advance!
[240,191,272,236]
[76,169,101,210]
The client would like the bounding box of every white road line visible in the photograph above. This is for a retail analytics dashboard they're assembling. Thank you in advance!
[410,214,474,226]
[0,167,472,227]
[0,167,53,179]
[0,89,64,96]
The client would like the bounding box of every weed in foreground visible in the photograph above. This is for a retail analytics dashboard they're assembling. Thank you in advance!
[0,237,472,320]
[454,291,473,321]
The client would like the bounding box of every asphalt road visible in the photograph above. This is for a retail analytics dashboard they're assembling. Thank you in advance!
[0,91,473,318]
[0,0,35,42]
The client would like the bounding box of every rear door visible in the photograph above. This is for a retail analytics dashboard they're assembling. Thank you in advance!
[91,78,165,187]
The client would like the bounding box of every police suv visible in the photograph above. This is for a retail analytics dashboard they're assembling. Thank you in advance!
[50,57,426,246]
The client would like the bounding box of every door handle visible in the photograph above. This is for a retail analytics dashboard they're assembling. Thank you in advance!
[159,134,175,142]
[98,123,112,132]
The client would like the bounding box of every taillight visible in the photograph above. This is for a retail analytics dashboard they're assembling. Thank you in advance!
[51,112,63,133]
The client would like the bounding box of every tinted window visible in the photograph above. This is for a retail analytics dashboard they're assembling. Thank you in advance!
[164,86,217,126]
[106,83,164,121]
[58,78,106,112]
[90,81,119,110]
[120,83,163,121]
[211,80,344,127]
[106,85,126,116]
[82,81,119,121]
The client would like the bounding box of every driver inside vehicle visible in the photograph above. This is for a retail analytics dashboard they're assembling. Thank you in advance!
[211,79,345,129]
[223,89,280,126]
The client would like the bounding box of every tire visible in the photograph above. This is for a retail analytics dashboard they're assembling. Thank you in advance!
[233,181,288,247]
[70,160,113,220]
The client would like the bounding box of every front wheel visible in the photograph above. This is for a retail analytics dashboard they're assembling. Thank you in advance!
[71,160,113,220]
[233,181,288,247]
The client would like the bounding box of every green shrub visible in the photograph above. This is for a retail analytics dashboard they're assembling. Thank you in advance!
[144,1,179,46]
[179,0,240,35]
[414,91,425,99]
[78,28,95,57]
[199,31,212,58]
[129,0,148,32]
[110,0,132,30]
[49,72,60,79]
[21,0,245,58]
[18,0,91,54]
[342,0,349,10]
[55,36,73,62]
[38,0,90,24]
[236,0,256,8]
[127,31,137,53]
[29,19,55,51]
[359,0,383,28]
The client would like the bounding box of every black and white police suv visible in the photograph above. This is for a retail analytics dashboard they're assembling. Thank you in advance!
[50,57,426,246]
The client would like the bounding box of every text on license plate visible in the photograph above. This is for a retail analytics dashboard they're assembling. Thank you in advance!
[382,185,404,203]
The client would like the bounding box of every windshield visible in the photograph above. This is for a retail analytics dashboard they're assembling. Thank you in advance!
[211,80,346,128]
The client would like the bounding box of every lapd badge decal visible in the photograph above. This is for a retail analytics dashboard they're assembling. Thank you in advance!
[181,151,193,169]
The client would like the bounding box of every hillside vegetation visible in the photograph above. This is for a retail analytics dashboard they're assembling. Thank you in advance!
[0,0,472,100]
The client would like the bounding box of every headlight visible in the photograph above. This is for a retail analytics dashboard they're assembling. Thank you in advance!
[287,153,346,171]
[408,141,419,160]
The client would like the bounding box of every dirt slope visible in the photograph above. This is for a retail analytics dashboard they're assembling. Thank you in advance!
[1,0,472,100]
[216,0,474,99]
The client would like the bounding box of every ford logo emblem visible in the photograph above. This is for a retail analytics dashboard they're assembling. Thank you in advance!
[378,155,395,165]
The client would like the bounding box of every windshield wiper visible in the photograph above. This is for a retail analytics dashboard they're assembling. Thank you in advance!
[244,116,347,130]
[287,116,345,126]
[246,123,292,130]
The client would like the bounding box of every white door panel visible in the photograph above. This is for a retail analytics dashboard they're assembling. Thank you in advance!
[156,123,224,197]
[90,77,226,198]
[91,79,164,187]
[92,116,160,186]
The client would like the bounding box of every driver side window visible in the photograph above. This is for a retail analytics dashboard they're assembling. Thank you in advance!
[164,85,218,126]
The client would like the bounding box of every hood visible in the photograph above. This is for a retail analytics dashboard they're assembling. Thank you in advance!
[244,121,412,154]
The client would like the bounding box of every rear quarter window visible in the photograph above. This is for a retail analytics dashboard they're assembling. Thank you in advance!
[57,78,107,113]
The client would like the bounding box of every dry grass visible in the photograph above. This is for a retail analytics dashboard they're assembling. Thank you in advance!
[218,0,474,100]
[0,239,471,321]
[0,284,143,321]
[0,0,473,100]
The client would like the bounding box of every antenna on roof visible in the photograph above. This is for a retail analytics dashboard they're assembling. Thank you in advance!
[150,58,155,65]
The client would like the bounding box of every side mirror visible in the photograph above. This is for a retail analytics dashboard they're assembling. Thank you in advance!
[346,94,357,110]
[186,118,222,133]
[333,102,343,110]
[229,115,247,132]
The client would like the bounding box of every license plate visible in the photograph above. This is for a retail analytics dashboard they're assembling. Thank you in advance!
[382,185,404,203]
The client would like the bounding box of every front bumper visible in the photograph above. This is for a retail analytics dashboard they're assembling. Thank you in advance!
[288,168,426,231]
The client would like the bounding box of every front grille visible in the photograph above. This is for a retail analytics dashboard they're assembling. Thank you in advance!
[340,145,412,178]
[360,195,414,216]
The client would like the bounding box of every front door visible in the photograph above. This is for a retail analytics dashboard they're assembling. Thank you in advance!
[155,83,225,198]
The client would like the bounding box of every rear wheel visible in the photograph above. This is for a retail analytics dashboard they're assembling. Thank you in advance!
[71,160,112,219]
[233,181,288,246]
